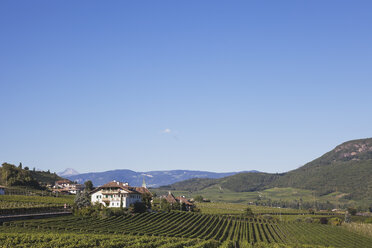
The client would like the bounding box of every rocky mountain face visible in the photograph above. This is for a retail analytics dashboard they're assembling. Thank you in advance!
[332,138,372,161]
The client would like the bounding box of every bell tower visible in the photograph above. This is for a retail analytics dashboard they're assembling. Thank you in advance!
[142,176,147,188]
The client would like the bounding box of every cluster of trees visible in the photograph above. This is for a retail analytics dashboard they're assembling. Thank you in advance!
[194,195,205,202]
[245,207,254,216]
[0,163,40,188]
[84,180,93,191]
[29,169,61,186]
[152,199,187,212]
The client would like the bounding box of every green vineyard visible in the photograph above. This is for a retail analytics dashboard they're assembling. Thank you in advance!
[0,231,220,248]
[4,212,372,247]
[0,195,74,215]
[0,195,73,209]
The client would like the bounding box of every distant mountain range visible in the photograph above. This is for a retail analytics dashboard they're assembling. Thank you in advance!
[163,138,372,201]
[63,169,259,188]
[61,137,372,201]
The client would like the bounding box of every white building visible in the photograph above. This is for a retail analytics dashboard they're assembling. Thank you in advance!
[53,180,84,195]
[0,185,5,195]
[90,181,151,208]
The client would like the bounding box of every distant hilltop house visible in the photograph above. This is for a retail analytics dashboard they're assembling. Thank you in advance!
[90,180,152,208]
[0,185,5,195]
[162,191,194,211]
[53,180,84,194]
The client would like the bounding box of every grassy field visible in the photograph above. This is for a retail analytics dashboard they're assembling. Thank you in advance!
[196,202,308,215]
[195,202,348,224]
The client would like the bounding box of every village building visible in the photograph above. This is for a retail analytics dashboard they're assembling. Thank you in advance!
[55,180,72,188]
[0,185,5,195]
[90,180,152,208]
[162,192,194,211]
[176,196,194,211]
[164,191,178,204]
[53,180,84,194]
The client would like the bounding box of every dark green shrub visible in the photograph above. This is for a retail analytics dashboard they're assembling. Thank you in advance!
[320,217,328,224]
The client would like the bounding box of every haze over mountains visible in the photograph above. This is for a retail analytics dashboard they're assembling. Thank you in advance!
[63,169,258,188]
[61,137,372,202]
[163,138,372,201]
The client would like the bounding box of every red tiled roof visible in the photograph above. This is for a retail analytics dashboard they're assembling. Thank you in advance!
[100,181,130,189]
[133,186,152,196]
[90,181,151,196]
[176,196,194,206]
[165,192,178,204]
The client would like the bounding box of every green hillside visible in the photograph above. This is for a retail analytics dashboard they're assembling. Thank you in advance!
[219,172,281,192]
[29,170,64,185]
[0,162,65,188]
[272,138,372,200]
[161,138,372,202]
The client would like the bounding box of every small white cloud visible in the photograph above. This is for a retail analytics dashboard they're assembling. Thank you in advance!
[162,128,172,133]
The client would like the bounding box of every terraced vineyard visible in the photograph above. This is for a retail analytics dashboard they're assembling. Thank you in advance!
[0,195,74,209]
[0,195,74,215]
[5,212,372,247]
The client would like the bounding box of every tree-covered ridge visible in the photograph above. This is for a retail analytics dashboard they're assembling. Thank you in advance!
[160,177,218,192]
[161,173,282,192]
[272,138,372,200]
[0,163,40,188]
[161,138,372,201]
[29,170,64,185]
[0,162,65,188]
[220,173,281,192]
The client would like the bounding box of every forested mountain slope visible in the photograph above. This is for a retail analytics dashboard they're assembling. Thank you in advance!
[272,138,372,200]
[0,162,64,188]
[163,138,372,201]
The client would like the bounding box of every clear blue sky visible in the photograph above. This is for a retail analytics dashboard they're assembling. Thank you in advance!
[1,1,371,174]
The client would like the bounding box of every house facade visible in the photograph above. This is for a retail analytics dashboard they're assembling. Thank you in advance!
[90,181,151,208]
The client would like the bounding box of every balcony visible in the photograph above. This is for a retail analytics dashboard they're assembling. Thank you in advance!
[101,190,120,194]
[102,197,121,201]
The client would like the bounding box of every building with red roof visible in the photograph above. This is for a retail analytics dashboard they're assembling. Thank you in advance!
[90,180,152,208]
[162,192,194,211]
